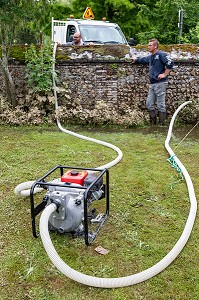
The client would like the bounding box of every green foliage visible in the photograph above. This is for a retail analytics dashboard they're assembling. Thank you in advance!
[1,0,199,46]
[188,22,199,43]
[42,3,72,37]
[136,30,159,45]
[25,42,57,93]
[0,0,54,107]
[149,0,199,44]
[56,0,199,44]
[15,28,38,45]
[0,45,27,60]
[0,0,53,43]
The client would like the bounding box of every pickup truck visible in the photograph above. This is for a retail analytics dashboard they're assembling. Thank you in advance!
[51,17,133,45]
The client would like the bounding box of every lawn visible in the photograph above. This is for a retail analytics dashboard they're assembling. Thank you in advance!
[0,124,198,300]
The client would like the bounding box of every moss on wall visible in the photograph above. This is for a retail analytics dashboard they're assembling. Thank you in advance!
[0,45,28,61]
[56,44,131,60]
[0,44,198,62]
[134,44,199,54]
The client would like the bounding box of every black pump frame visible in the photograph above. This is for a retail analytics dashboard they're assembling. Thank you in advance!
[30,164,109,245]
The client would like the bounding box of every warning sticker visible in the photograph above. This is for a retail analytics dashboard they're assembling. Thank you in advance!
[83,7,95,19]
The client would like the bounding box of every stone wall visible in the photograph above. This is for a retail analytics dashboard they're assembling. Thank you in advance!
[0,44,199,121]
[56,59,199,117]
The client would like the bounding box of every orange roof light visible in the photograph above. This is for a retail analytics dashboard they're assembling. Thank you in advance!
[102,17,107,21]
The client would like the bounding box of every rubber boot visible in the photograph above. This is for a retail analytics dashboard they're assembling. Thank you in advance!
[149,110,157,126]
[158,111,166,125]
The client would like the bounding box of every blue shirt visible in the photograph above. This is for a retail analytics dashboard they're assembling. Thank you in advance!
[136,50,174,84]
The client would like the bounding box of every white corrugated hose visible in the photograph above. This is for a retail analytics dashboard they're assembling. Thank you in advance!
[14,41,197,287]
[39,99,197,287]
[14,45,123,197]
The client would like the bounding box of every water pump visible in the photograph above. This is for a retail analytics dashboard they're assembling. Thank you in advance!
[30,165,109,245]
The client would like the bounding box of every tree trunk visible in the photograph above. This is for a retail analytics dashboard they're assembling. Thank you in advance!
[1,27,17,107]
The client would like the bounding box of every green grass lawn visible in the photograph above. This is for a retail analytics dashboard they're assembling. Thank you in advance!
[0,124,198,300]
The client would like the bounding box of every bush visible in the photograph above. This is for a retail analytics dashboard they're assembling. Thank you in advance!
[25,42,57,93]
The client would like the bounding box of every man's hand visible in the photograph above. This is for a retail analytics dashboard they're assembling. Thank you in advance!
[158,73,166,80]
[158,69,171,79]
[130,56,137,63]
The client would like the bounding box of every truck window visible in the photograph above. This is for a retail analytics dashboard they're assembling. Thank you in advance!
[79,25,126,44]
[66,25,76,42]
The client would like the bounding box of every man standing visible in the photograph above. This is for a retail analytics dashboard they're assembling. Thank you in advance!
[133,39,174,125]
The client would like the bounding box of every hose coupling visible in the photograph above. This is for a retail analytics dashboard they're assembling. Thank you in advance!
[50,198,61,211]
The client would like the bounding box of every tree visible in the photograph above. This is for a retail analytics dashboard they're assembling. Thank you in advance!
[0,0,54,107]
[42,2,72,37]
[148,0,199,44]
[179,0,199,43]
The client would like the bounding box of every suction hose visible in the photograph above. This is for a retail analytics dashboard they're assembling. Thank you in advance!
[39,101,197,288]
[52,42,123,171]
[14,181,44,197]
[14,42,123,197]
